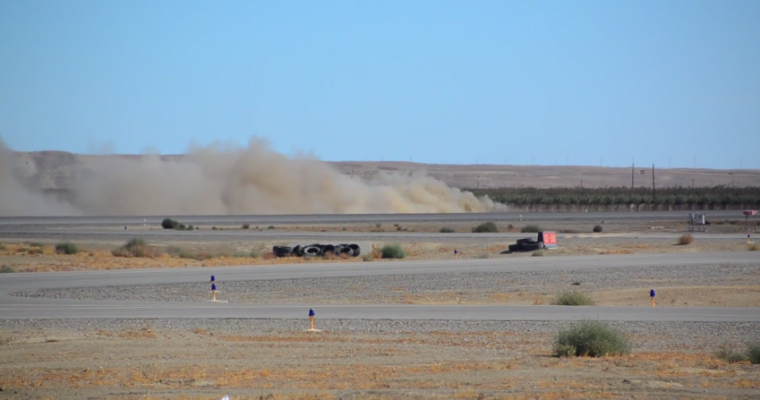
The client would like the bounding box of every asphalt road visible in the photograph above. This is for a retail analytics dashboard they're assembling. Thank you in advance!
[0,228,750,241]
[0,209,745,226]
[1,251,759,322]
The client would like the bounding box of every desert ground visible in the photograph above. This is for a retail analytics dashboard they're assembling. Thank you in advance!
[1,213,759,400]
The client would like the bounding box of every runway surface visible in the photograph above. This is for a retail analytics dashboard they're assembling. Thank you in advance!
[2,251,759,322]
[0,228,749,241]
[0,209,744,226]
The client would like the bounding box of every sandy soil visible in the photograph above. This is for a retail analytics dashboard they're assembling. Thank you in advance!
[1,321,759,400]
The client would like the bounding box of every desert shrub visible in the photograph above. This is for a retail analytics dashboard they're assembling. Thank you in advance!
[553,320,631,358]
[0,243,5,251]
[715,344,748,363]
[111,247,130,257]
[242,224,250,229]
[521,224,542,233]
[29,242,43,247]
[551,290,595,306]
[677,234,694,245]
[176,223,194,231]
[749,243,759,251]
[472,222,498,233]
[439,226,455,233]
[113,237,158,258]
[28,248,43,255]
[593,225,603,233]
[745,342,760,364]
[55,242,79,255]
[532,250,545,257]
[381,244,406,259]
[161,218,179,229]
[0,265,15,273]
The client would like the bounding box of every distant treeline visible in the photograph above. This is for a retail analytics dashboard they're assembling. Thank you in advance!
[466,185,760,211]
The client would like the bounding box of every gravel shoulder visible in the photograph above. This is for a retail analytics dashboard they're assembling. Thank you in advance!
[13,263,760,308]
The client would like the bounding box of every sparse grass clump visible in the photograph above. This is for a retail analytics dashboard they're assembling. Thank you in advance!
[553,320,631,358]
[677,234,694,245]
[381,244,406,259]
[472,222,498,233]
[551,290,595,306]
[715,344,748,363]
[749,243,759,251]
[112,238,159,258]
[593,225,603,233]
[439,226,455,233]
[55,242,79,255]
[532,250,545,257]
[0,265,15,273]
[746,342,760,364]
[521,224,542,233]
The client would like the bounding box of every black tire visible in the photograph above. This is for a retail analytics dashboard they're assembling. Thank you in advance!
[508,244,521,252]
[292,245,302,257]
[302,245,321,257]
[322,244,336,255]
[336,245,352,256]
[273,246,293,257]
[349,243,361,257]
[518,242,542,252]
[517,238,537,245]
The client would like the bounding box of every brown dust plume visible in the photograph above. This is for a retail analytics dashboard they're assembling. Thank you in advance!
[0,137,505,216]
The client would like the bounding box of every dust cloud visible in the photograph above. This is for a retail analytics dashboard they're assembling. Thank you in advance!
[0,140,82,217]
[0,137,505,217]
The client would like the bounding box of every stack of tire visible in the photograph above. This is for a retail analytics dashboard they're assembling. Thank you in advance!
[506,237,543,253]
[273,243,361,258]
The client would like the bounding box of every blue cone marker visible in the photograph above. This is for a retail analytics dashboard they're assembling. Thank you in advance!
[308,308,315,330]
[210,275,215,282]
[309,308,315,317]
[212,283,217,291]
[650,289,656,307]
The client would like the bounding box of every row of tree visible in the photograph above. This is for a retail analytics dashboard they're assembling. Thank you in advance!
[466,185,760,209]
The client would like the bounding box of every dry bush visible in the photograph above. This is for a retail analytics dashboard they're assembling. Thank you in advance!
[112,238,160,258]
[749,243,759,251]
[677,234,694,245]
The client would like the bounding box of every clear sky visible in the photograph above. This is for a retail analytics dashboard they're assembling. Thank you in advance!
[1,0,758,169]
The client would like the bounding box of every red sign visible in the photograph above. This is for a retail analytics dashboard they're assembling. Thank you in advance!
[539,231,558,248]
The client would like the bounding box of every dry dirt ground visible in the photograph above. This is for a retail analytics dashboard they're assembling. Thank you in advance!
[0,320,759,400]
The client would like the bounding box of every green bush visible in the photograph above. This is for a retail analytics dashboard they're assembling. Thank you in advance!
[551,290,595,306]
[472,222,498,233]
[521,224,542,233]
[161,218,179,229]
[746,342,760,364]
[553,320,631,358]
[593,225,603,233]
[439,226,455,233]
[0,265,15,273]
[381,244,406,259]
[715,344,748,363]
[55,242,79,255]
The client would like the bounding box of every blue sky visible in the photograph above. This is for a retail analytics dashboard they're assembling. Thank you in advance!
[1,0,758,169]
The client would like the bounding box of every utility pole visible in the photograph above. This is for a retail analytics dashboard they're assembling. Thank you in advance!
[652,164,656,204]
[631,163,634,189]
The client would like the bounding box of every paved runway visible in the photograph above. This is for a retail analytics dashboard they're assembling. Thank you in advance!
[1,251,759,322]
[0,209,744,226]
[0,227,749,241]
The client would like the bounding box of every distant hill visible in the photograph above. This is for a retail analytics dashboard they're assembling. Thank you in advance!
[11,150,760,192]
